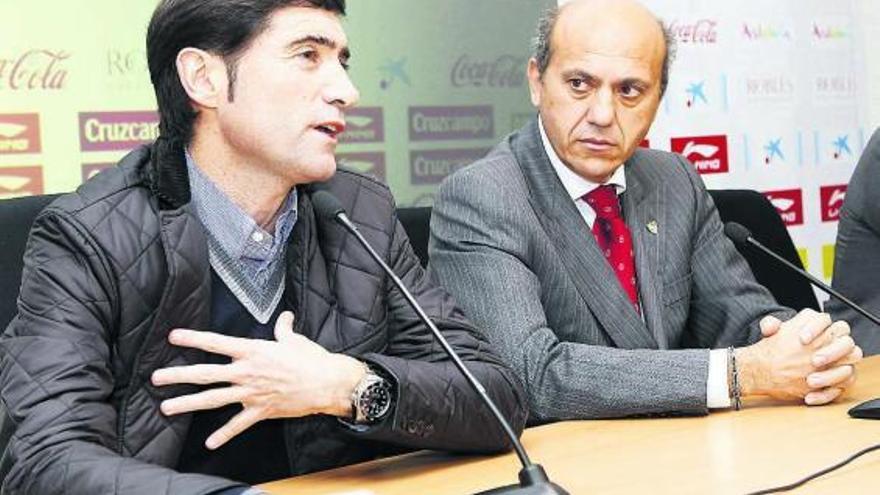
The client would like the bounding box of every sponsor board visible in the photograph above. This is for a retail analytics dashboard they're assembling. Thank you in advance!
[410,148,489,185]
[819,184,847,222]
[336,152,386,180]
[740,20,795,42]
[666,18,719,45]
[763,189,804,226]
[0,166,43,199]
[340,107,384,143]
[0,113,41,154]
[79,111,159,152]
[670,135,729,174]
[409,106,493,141]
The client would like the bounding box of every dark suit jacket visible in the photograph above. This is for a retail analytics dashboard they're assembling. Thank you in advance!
[828,127,880,355]
[428,118,792,421]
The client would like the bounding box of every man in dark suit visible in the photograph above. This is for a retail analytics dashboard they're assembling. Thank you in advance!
[828,128,880,355]
[429,0,861,421]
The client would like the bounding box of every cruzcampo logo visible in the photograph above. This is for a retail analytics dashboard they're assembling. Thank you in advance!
[79,111,159,152]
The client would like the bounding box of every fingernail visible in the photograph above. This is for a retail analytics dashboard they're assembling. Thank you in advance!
[807,375,824,388]
[205,437,219,450]
[805,395,819,406]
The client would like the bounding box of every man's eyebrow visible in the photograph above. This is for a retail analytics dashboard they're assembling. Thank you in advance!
[287,34,350,61]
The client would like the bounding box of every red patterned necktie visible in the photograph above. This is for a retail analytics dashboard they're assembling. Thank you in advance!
[583,185,641,314]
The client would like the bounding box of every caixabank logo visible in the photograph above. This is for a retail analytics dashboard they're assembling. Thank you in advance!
[339,107,384,144]
[764,189,804,226]
[0,114,41,154]
[665,75,728,114]
[819,185,847,222]
[743,131,802,168]
[79,111,159,152]
[670,135,729,174]
[0,166,43,199]
[336,152,386,181]
[814,130,863,164]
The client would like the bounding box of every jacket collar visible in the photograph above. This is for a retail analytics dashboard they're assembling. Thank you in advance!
[510,117,658,349]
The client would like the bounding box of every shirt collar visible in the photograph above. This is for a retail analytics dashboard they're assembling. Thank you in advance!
[538,116,627,201]
[185,150,298,261]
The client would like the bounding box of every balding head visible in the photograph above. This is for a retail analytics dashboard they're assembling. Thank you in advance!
[533,0,674,96]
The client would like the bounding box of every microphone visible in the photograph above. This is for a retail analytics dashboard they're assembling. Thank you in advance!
[311,190,568,495]
[723,222,880,328]
[724,221,880,420]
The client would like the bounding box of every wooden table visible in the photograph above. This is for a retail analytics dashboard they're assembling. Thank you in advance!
[261,356,880,494]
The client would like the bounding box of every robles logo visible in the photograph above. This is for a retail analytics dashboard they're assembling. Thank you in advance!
[670,135,728,174]
[79,111,159,152]
[0,114,41,154]
[0,166,43,199]
[764,189,804,226]
[820,185,847,222]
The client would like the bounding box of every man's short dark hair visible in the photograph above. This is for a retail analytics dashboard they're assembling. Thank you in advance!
[531,5,676,97]
[147,0,346,145]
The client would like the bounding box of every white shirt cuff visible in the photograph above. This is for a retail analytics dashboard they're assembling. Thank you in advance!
[707,349,732,409]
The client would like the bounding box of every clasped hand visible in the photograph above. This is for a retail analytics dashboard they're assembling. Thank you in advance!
[741,309,863,405]
[151,311,366,449]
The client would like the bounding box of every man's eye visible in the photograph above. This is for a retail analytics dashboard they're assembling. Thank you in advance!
[620,85,641,98]
[569,79,585,90]
[298,50,319,62]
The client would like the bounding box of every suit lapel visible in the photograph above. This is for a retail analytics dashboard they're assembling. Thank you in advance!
[511,119,656,349]
[622,153,668,349]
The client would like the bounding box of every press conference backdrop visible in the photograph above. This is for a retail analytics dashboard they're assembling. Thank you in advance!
[0,0,870,295]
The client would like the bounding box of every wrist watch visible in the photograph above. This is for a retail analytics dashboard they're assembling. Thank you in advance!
[350,365,394,423]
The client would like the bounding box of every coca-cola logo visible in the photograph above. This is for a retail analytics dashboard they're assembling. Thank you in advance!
[0,50,70,90]
[764,189,804,226]
[79,111,159,152]
[0,166,43,199]
[450,55,526,88]
[81,162,114,183]
[410,148,489,185]
[666,19,718,44]
[670,135,729,174]
[339,107,384,144]
[820,185,847,222]
[0,114,41,154]
[336,152,386,180]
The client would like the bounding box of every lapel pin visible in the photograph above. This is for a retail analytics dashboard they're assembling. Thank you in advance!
[646,220,658,235]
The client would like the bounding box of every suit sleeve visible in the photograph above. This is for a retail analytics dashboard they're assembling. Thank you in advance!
[346,212,528,453]
[828,128,880,355]
[428,166,735,421]
[0,210,241,495]
[676,154,794,350]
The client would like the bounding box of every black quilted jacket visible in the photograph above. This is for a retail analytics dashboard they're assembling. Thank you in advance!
[0,140,527,494]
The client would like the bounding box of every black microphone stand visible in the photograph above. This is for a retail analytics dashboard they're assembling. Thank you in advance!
[317,190,568,494]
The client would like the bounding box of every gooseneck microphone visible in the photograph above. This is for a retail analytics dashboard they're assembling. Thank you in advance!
[723,222,880,328]
[311,190,568,495]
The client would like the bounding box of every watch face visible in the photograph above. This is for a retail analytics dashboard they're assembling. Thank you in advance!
[360,381,392,421]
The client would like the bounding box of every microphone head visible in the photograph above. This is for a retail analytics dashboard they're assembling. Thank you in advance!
[311,189,346,223]
[724,222,753,246]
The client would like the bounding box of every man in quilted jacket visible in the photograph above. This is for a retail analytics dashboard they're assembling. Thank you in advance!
[0,1,527,494]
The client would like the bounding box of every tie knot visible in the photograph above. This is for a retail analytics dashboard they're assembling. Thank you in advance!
[584,185,621,220]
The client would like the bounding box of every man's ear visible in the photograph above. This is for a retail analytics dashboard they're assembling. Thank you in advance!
[175,47,227,109]
[526,58,543,108]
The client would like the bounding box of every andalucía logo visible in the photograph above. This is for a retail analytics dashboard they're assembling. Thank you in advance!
[0,114,41,154]
[0,166,43,199]
[79,111,159,152]
[340,107,384,144]
[764,189,804,226]
[812,21,848,41]
[670,135,729,174]
[741,21,794,41]
[820,185,847,222]
[336,152,386,180]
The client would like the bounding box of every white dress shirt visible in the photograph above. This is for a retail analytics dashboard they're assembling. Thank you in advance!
[538,118,731,409]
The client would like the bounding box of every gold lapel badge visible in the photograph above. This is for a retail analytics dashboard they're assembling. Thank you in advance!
[646,220,658,235]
